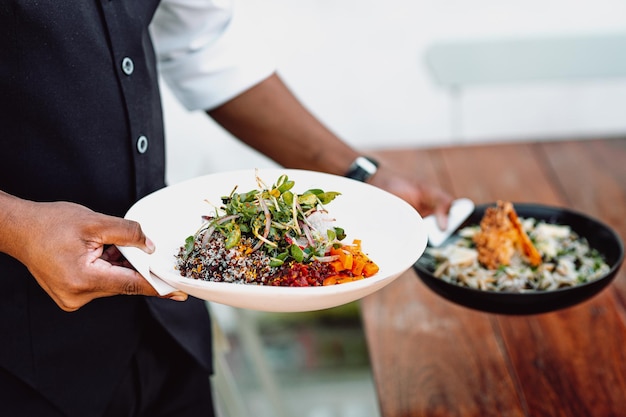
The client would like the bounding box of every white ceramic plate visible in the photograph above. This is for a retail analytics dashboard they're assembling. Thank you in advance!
[120,169,427,312]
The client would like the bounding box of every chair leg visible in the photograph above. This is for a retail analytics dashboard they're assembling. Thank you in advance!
[235,308,291,417]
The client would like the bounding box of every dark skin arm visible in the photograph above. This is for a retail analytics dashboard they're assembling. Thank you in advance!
[209,73,453,227]
[0,191,186,311]
[0,74,449,312]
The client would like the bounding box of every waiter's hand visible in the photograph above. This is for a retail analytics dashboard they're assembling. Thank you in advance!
[4,199,187,311]
[370,166,453,230]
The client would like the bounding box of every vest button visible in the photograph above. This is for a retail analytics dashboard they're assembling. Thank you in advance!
[121,57,134,75]
[136,135,149,154]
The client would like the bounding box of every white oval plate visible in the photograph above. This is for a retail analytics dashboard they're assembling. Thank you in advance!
[120,169,427,312]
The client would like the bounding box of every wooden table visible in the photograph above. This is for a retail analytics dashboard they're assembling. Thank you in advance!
[362,137,626,417]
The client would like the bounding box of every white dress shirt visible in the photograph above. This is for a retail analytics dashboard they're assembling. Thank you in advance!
[150,0,276,111]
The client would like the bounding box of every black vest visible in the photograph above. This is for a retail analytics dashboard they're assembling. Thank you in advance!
[0,2,212,416]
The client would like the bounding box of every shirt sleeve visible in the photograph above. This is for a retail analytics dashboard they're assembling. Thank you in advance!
[150,0,276,111]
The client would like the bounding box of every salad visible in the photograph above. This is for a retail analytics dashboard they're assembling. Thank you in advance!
[175,173,379,287]
[425,202,610,292]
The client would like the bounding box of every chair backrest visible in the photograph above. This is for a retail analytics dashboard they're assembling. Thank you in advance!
[424,33,626,88]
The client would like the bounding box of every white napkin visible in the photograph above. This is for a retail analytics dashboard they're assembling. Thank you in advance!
[116,246,178,295]
[423,198,474,247]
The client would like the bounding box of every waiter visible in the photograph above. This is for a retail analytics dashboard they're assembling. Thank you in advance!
[0,1,452,416]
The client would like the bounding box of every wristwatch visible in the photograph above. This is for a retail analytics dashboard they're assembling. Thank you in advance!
[344,156,379,182]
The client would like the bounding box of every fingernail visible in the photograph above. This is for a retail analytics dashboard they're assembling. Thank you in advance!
[145,238,156,253]
[436,214,448,231]
[168,291,188,302]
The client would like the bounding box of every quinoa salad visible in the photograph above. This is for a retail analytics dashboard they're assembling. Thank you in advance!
[175,173,379,287]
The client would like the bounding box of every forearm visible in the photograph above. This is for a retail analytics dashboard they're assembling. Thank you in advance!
[207,73,361,176]
[207,72,453,222]
[0,190,34,261]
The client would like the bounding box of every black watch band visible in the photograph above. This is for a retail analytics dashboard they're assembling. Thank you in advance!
[344,156,379,182]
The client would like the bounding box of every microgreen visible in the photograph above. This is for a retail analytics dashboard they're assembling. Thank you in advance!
[186,173,343,264]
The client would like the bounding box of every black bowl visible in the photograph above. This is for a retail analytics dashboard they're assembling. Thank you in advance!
[414,203,624,315]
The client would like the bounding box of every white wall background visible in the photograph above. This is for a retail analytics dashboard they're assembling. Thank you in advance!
[162,0,626,184]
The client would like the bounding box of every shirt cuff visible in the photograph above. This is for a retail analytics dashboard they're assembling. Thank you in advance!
[151,0,277,111]
[158,45,276,111]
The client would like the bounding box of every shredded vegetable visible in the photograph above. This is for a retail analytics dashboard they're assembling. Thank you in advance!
[175,173,378,287]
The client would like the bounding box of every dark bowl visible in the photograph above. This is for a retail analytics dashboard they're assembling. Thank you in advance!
[414,203,624,315]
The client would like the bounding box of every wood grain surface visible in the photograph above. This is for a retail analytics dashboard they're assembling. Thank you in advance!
[361,138,626,417]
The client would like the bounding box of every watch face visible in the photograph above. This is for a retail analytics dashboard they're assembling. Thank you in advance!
[346,156,379,182]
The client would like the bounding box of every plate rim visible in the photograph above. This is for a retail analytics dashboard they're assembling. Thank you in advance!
[124,168,428,311]
[414,201,624,314]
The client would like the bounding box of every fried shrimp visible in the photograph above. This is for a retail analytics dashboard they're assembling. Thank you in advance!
[473,201,542,269]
